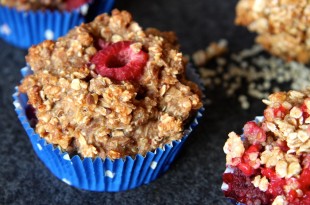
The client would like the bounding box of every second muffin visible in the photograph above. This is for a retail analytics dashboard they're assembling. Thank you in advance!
[0,0,114,48]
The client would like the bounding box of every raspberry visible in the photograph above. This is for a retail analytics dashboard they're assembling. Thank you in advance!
[223,168,271,204]
[290,192,310,205]
[302,154,310,169]
[261,167,277,179]
[91,41,148,81]
[277,140,289,152]
[287,190,298,202]
[236,145,260,176]
[301,103,310,120]
[66,0,89,11]
[267,177,286,197]
[264,105,288,122]
[237,162,254,176]
[243,121,266,144]
[299,168,310,193]
[261,167,286,197]
[96,39,111,50]
[243,145,260,167]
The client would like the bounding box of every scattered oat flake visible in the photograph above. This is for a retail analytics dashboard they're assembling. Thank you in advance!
[192,42,310,110]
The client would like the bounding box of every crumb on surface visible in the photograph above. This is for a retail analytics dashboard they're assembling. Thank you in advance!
[192,43,310,110]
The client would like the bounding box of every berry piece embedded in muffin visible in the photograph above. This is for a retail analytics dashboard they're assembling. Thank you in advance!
[91,41,148,81]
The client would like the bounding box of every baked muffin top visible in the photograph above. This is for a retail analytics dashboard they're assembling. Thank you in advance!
[0,0,89,11]
[19,10,202,160]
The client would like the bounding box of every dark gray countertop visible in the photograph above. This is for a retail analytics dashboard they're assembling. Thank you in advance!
[0,0,264,204]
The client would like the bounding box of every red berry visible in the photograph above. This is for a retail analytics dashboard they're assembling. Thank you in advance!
[243,121,266,144]
[223,168,272,204]
[302,154,310,169]
[261,167,286,198]
[287,190,298,202]
[277,140,289,152]
[261,167,277,179]
[237,163,254,176]
[267,177,286,197]
[299,168,310,193]
[91,41,148,81]
[245,144,260,154]
[264,105,288,121]
[242,145,260,169]
[301,102,310,120]
[66,0,89,11]
[290,191,310,205]
[96,39,111,50]
[273,105,288,118]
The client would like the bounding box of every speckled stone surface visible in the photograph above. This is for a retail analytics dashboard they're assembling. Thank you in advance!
[0,0,265,204]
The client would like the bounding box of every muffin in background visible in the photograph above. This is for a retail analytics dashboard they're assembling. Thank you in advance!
[236,0,310,63]
[14,10,204,191]
[222,89,310,204]
[0,0,114,48]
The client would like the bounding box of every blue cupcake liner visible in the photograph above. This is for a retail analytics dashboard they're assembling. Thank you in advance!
[222,116,264,204]
[13,65,205,192]
[0,0,114,49]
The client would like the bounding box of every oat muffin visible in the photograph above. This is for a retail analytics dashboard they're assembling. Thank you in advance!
[0,0,114,48]
[0,0,90,11]
[19,10,202,160]
[236,0,310,63]
[14,10,203,191]
[222,89,310,204]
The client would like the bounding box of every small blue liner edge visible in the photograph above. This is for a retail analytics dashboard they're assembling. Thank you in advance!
[0,0,114,49]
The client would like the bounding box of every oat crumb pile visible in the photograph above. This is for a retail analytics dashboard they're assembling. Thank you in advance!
[19,10,202,160]
[192,41,310,110]
[236,0,310,63]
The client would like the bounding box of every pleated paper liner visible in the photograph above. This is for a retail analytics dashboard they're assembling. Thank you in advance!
[0,0,114,49]
[13,65,205,192]
[222,116,264,205]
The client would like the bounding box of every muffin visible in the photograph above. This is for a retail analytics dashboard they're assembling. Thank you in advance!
[235,0,310,63]
[14,10,204,191]
[222,89,310,204]
[0,0,114,48]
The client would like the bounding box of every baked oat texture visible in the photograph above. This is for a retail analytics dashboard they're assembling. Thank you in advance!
[236,0,310,63]
[19,10,202,160]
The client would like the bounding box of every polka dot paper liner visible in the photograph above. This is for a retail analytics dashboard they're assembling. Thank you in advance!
[13,65,205,192]
[0,0,114,49]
